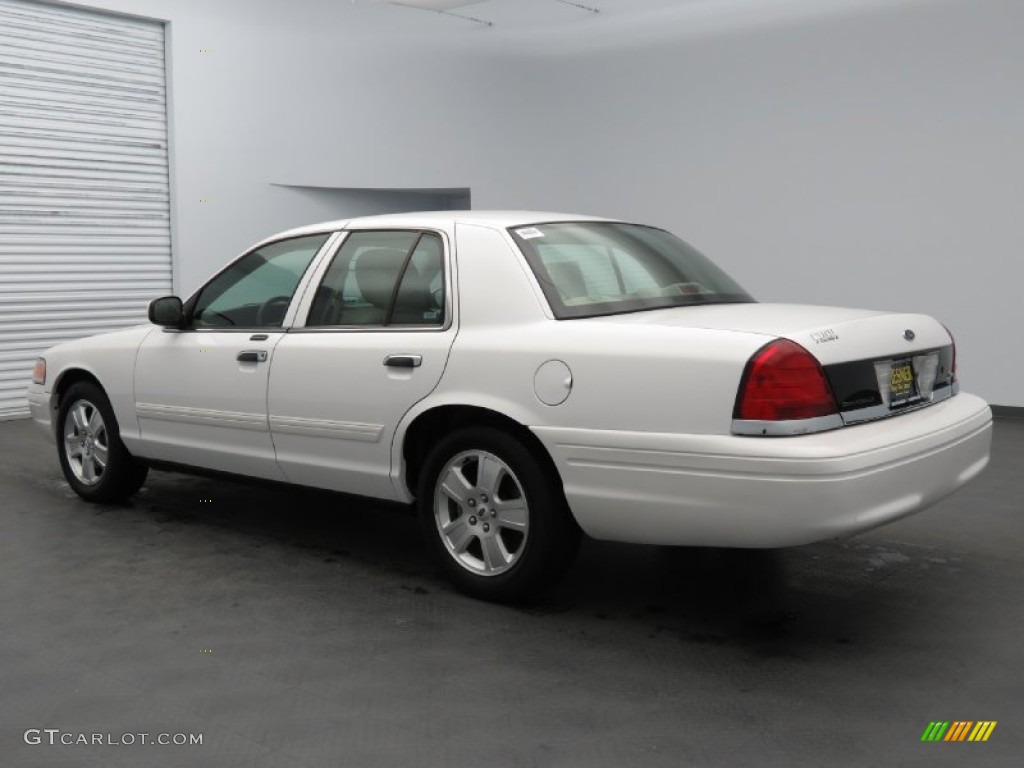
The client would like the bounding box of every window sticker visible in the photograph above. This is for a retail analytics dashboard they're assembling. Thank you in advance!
[516,227,545,239]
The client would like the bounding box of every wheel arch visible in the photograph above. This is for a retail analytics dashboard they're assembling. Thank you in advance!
[50,367,107,433]
[398,403,564,502]
[53,366,149,502]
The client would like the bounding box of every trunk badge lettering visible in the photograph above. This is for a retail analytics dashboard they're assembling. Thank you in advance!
[811,329,839,344]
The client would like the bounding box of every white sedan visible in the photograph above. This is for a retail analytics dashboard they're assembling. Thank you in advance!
[28,211,992,601]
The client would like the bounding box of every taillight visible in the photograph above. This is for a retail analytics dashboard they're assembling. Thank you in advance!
[943,325,957,382]
[734,339,837,421]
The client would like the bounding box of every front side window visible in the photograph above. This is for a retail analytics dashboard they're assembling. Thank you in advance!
[510,222,753,319]
[191,233,329,328]
[306,231,445,327]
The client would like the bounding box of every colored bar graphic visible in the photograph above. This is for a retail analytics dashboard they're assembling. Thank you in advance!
[944,721,971,741]
[969,722,997,742]
[921,721,996,742]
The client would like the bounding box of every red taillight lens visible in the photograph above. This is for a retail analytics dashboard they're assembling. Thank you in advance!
[735,339,837,421]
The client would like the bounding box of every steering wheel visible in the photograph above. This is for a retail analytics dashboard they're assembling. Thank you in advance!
[257,295,292,327]
[198,309,235,326]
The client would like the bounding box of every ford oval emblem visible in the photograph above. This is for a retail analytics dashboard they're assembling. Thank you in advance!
[904,329,916,341]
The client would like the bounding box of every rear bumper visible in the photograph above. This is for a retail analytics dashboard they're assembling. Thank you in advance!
[532,393,992,547]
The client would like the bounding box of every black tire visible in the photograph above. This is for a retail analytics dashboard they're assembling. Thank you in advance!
[56,381,148,503]
[416,426,581,603]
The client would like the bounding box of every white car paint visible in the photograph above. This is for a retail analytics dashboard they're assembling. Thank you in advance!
[29,210,992,549]
[533,392,990,545]
[134,328,290,481]
[268,325,457,499]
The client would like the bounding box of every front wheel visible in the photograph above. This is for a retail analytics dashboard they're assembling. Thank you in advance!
[417,427,580,602]
[57,381,148,502]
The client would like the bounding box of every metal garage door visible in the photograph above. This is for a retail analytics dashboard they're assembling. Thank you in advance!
[0,0,171,419]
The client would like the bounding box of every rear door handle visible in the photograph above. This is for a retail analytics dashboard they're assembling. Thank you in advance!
[384,354,422,368]
[237,350,268,363]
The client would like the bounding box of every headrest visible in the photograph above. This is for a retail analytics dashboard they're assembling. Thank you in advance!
[546,260,588,300]
[353,248,408,310]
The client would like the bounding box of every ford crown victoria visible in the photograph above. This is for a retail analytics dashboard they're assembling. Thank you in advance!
[28,211,993,601]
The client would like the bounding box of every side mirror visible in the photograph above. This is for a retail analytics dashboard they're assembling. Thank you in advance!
[148,296,185,329]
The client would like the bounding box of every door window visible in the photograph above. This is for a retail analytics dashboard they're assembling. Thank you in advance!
[307,231,445,327]
[191,233,329,328]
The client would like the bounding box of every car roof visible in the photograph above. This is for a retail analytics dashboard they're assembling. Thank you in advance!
[261,210,618,243]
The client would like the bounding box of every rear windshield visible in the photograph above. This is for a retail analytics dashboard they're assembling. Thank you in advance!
[509,221,754,319]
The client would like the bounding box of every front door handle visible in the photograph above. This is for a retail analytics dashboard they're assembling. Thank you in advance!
[384,354,422,368]
[237,350,268,363]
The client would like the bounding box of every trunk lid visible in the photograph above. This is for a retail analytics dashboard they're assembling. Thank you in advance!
[586,303,948,364]
[587,303,957,423]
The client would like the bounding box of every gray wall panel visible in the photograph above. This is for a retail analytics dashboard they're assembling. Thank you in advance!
[0,0,170,418]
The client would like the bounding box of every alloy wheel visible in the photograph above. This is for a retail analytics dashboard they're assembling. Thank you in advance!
[433,449,530,576]
[63,398,109,486]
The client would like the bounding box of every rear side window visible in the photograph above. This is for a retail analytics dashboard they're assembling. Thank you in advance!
[306,231,445,327]
[510,222,753,319]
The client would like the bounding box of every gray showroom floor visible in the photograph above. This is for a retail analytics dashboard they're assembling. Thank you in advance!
[0,418,1021,768]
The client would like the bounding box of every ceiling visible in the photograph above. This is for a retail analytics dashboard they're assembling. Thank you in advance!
[367,0,706,31]
[205,0,933,57]
[357,0,929,54]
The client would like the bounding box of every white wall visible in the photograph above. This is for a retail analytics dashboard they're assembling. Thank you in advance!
[43,0,534,292]
[511,0,1024,407]
[44,0,1024,405]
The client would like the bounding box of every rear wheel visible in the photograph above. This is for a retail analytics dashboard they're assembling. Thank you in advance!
[57,381,148,502]
[417,426,580,602]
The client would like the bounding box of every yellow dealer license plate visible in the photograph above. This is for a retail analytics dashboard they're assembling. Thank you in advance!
[888,358,919,408]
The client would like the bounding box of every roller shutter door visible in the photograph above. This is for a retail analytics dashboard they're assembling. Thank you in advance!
[0,0,171,419]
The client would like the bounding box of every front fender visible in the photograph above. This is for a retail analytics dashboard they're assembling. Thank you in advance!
[39,325,156,447]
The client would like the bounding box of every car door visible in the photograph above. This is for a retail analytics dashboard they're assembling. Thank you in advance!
[133,233,334,478]
[268,229,456,500]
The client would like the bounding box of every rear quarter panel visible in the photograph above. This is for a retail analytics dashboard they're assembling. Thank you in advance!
[437,321,771,435]
[405,221,772,436]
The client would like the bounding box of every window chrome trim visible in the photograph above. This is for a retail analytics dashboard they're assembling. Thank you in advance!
[732,383,958,436]
[289,324,451,334]
[291,228,454,333]
[161,328,286,335]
